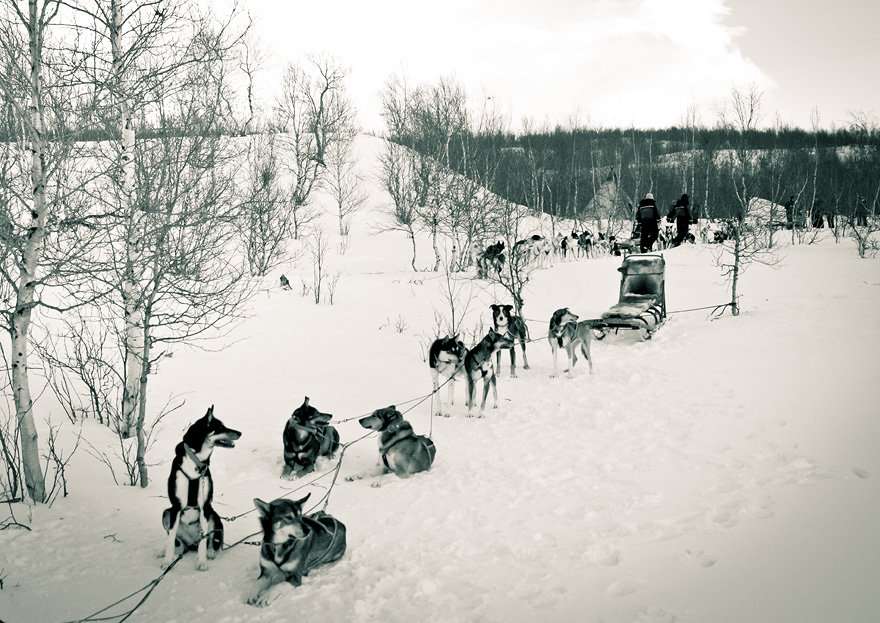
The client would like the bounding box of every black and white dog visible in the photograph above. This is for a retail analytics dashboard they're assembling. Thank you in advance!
[358,405,436,477]
[548,308,594,377]
[282,397,340,478]
[490,304,530,377]
[163,405,241,570]
[247,494,346,607]
[428,335,467,416]
[464,328,515,416]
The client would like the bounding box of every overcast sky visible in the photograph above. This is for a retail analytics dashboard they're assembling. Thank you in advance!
[233,0,879,133]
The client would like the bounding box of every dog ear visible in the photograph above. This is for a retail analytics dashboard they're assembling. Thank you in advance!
[504,305,513,313]
[293,493,311,507]
[253,498,271,517]
[302,396,310,407]
[489,304,498,312]
[206,405,214,421]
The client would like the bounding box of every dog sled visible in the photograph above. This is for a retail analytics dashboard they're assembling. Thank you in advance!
[591,254,666,341]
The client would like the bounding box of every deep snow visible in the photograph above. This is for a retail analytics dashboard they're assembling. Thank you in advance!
[1,136,879,623]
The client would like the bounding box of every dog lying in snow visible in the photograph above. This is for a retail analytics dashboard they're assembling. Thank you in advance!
[464,328,515,416]
[246,493,346,607]
[358,405,436,477]
[548,308,594,377]
[490,304,530,377]
[162,405,241,570]
[428,335,467,416]
[282,396,340,478]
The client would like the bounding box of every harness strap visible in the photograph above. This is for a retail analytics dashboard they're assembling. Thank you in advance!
[179,444,209,509]
[382,432,433,466]
[183,444,208,475]
[187,477,200,508]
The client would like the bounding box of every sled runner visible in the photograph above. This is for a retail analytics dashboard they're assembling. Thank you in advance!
[592,254,666,340]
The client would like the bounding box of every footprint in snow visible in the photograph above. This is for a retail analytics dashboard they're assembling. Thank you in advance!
[587,543,621,566]
[606,578,642,597]
[684,548,717,568]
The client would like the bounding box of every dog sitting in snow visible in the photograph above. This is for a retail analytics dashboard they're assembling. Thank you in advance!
[358,405,436,477]
[548,308,594,377]
[428,334,467,416]
[464,328,515,416]
[247,493,346,607]
[490,304,530,377]
[282,397,340,478]
[162,405,241,570]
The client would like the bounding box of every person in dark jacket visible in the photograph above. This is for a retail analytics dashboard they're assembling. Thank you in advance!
[667,193,692,246]
[812,199,824,228]
[784,195,795,229]
[636,192,660,252]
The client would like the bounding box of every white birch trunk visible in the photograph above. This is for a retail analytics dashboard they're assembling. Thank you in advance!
[13,0,49,503]
[111,0,143,438]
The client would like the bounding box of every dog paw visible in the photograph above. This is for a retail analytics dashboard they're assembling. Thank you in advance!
[246,592,272,608]
[196,561,209,572]
[207,549,217,560]
[370,481,382,488]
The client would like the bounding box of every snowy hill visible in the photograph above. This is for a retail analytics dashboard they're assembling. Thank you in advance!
[1,135,879,623]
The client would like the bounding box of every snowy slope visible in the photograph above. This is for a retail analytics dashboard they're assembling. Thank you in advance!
[1,135,879,623]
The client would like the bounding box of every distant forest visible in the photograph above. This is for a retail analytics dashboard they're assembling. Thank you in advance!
[386,80,880,224]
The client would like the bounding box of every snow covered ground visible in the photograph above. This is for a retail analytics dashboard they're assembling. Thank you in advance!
[1,136,879,623]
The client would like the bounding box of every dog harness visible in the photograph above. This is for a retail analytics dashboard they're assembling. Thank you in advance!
[181,444,209,508]
[380,423,435,470]
[553,321,576,348]
[261,513,344,571]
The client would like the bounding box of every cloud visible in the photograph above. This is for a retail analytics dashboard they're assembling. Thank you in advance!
[244,0,771,130]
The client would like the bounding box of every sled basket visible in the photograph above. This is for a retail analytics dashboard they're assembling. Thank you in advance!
[592,254,666,340]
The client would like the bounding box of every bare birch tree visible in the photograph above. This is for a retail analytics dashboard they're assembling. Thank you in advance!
[378,140,419,271]
[60,0,244,439]
[64,7,253,485]
[0,0,106,502]
[325,135,366,237]
[276,57,355,239]
[240,134,292,275]
[717,87,776,316]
